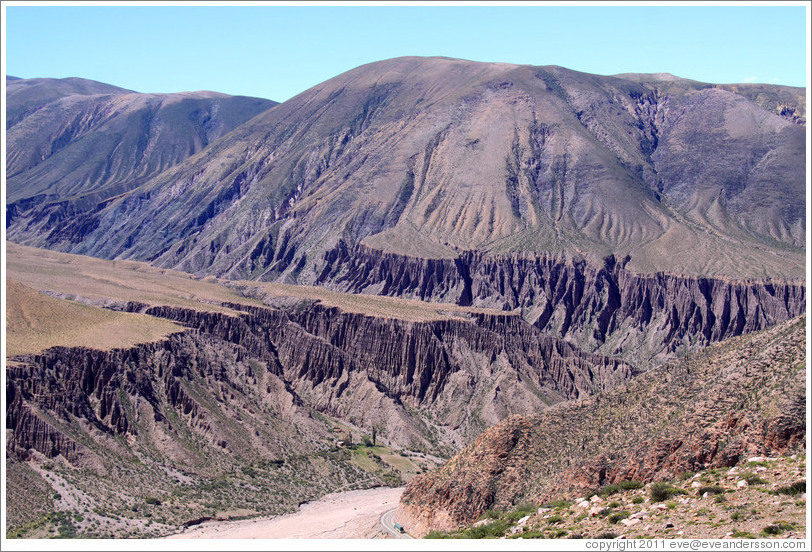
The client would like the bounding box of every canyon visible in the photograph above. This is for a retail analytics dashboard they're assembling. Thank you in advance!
[4,55,806,540]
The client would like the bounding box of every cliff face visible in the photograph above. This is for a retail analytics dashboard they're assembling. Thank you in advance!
[7,299,636,463]
[397,316,807,536]
[317,244,806,364]
[6,331,317,466]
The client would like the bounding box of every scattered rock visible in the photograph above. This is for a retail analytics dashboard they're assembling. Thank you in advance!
[737,480,749,488]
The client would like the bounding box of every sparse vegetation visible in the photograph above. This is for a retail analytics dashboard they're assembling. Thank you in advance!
[422,455,806,540]
[650,482,686,502]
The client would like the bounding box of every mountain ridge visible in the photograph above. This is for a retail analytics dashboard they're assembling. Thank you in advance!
[6,56,806,280]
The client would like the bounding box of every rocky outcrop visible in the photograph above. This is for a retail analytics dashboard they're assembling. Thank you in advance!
[397,315,806,536]
[317,244,805,364]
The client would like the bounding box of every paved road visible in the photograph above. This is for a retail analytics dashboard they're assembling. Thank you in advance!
[380,508,414,539]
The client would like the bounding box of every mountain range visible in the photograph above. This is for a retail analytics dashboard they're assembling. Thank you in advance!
[7,57,806,280]
[3,56,807,539]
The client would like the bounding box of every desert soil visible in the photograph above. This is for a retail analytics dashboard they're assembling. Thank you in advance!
[165,486,403,539]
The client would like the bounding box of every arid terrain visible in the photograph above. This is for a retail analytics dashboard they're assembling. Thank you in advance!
[166,486,403,539]
[4,55,807,543]
[419,455,806,540]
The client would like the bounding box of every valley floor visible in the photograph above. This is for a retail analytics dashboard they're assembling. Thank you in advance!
[164,486,403,539]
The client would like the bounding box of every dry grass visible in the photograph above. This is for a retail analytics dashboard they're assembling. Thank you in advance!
[7,242,510,324]
[6,279,181,357]
[235,280,510,323]
[6,242,259,315]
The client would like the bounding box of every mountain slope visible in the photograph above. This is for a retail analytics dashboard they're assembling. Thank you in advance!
[7,57,804,279]
[397,315,806,536]
[6,76,277,232]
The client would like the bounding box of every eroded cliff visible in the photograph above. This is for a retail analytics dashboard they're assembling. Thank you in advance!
[317,244,805,364]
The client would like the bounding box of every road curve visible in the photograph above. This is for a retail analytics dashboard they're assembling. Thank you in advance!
[380,508,414,539]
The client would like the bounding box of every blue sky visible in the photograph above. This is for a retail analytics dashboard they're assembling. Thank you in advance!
[3,3,808,102]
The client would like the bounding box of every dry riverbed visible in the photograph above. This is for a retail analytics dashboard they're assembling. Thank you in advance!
[166,486,404,539]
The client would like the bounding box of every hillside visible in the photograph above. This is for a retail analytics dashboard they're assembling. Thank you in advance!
[397,315,806,536]
[6,76,276,238]
[6,57,804,280]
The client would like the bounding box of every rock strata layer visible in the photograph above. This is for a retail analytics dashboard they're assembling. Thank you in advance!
[318,244,806,363]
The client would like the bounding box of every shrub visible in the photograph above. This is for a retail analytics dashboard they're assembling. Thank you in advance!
[483,508,502,520]
[464,519,509,539]
[774,481,806,496]
[742,473,766,485]
[597,484,622,497]
[607,501,621,508]
[619,480,644,491]
[731,531,755,538]
[697,485,725,495]
[650,482,685,502]
[145,497,161,506]
[546,515,563,525]
[596,532,618,539]
[762,521,794,536]
[542,499,572,509]
[504,501,537,522]
[608,511,630,524]
[631,496,644,504]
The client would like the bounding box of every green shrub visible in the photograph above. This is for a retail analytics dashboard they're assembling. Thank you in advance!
[145,497,162,506]
[596,532,618,539]
[541,499,572,509]
[731,531,755,538]
[650,482,685,502]
[483,508,502,520]
[631,496,644,504]
[597,484,622,497]
[762,521,794,536]
[464,519,509,539]
[607,501,621,508]
[546,515,563,525]
[504,501,537,522]
[697,485,725,495]
[742,473,766,485]
[774,481,806,496]
[608,511,630,524]
[619,480,644,491]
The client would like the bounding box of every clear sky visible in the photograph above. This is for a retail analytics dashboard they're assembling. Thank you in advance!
[2,2,809,102]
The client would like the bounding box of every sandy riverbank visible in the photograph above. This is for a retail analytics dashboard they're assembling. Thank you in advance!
[165,486,404,539]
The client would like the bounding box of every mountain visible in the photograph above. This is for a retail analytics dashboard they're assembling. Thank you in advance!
[6,76,277,233]
[397,315,806,536]
[7,57,805,280]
